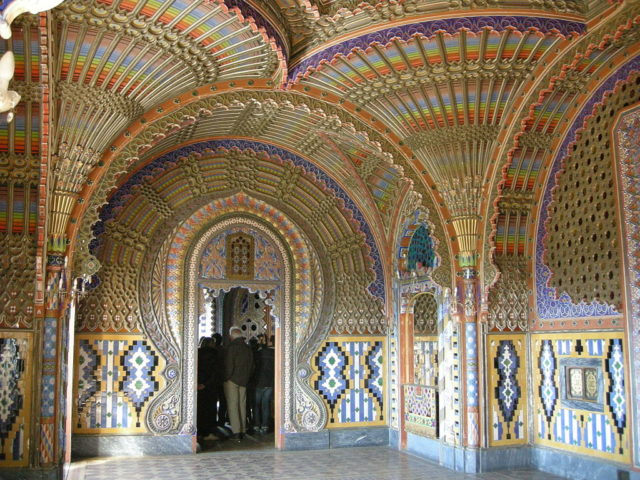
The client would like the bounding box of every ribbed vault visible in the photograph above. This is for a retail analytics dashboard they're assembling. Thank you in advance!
[49,0,286,246]
[291,21,574,264]
[70,85,452,293]
[83,140,388,335]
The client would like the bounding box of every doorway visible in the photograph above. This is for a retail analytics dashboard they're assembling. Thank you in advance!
[401,292,440,443]
[196,286,276,452]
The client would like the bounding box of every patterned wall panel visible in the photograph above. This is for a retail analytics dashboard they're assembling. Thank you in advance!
[0,183,38,329]
[404,384,437,439]
[0,332,32,466]
[532,332,630,462]
[74,335,162,433]
[487,334,527,446]
[39,316,57,464]
[313,337,385,426]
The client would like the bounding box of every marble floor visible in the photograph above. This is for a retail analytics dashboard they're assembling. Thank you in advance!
[67,438,567,480]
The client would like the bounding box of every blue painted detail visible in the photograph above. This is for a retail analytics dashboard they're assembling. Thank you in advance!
[41,318,57,417]
[539,340,558,429]
[555,340,572,356]
[584,413,616,453]
[314,342,348,418]
[365,341,384,408]
[121,341,159,427]
[465,323,478,408]
[495,340,521,426]
[606,339,626,437]
[586,339,603,356]
[553,408,582,446]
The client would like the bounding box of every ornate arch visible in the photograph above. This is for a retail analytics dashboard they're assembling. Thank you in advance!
[534,57,640,322]
[142,193,328,436]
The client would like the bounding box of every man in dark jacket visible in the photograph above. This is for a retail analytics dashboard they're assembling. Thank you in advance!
[223,326,253,439]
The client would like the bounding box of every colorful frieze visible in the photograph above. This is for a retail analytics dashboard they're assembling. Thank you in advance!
[532,332,630,462]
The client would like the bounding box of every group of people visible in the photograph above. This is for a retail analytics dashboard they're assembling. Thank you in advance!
[197,327,275,445]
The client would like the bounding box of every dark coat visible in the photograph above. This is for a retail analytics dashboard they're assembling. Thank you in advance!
[254,347,275,388]
[197,346,217,389]
[224,337,254,386]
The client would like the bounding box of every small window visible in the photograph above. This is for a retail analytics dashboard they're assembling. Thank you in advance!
[566,366,598,402]
[226,233,254,280]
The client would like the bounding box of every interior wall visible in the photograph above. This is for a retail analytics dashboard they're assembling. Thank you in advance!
[71,180,388,451]
[520,70,639,469]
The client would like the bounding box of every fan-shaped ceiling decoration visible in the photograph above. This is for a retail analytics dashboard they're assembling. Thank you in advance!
[292,24,573,264]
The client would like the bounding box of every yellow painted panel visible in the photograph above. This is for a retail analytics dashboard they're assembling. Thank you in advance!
[531,331,630,463]
[311,336,386,428]
[73,333,164,435]
[488,333,527,446]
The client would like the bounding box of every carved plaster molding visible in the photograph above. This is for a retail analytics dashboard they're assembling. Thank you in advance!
[406,125,500,151]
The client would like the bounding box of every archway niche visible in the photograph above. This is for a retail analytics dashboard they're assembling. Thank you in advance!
[140,194,328,450]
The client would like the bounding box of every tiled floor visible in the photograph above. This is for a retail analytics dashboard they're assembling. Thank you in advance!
[68,436,567,480]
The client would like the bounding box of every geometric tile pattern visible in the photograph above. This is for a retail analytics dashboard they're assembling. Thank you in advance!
[533,332,630,462]
[606,339,626,444]
[404,384,437,439]
[313,337,385,426]
[40,316,58,464]
[121,341,159,428]
[0,333,31,466]
[314,342,348,421]
[538,339,558,438]
[76,446,568,480]
[40,317,57,418]
[496,341,520,424]
[488,335,526,445]
[75,335,161,433]
[39,423,54,465]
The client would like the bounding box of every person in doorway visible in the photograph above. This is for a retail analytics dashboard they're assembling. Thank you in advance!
[246,335,259,432]
[196,337,217,444]
[254,334,275,433]
[223,326,253,440]
[211,333,226,430]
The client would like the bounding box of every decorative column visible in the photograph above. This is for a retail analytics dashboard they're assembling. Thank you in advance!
[40,245,66,465]
[459,258,480,448]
